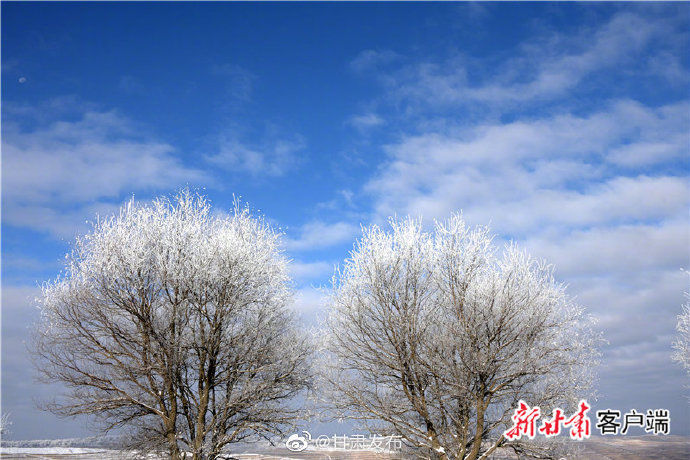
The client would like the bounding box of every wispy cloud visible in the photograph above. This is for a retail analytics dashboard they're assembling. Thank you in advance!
[205,133,305,177]
[350,49,400,73]
[201,62,306,177]
[353,11,687,114]
[211,63,256,103]
[346,113,385,132]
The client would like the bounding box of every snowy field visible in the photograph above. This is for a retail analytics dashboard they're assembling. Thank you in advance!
[0,446,400,459]
[0,448,127,459]
[0,448,397,460]
[1,437,689,459]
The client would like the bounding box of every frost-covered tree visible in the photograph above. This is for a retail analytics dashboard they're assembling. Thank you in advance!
[672,281,690,377]
[0,412,11,437]
[32,191,311,460]
[319,216,599,460]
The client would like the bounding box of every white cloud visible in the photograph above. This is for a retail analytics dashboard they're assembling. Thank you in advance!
[523,220,689,278]
[290,286,328,316]
[2,103,205,238]
[2,255,57,272]
[1,285,43,392]
[284,221,359,251]
[1,285,41,312]
[289,260,334,282]
[566,268,688,406]
[366,100,688,231]
[2,201,125,240]
[464,175,689,236]
[609,139,688,168]
[3,112,195,203]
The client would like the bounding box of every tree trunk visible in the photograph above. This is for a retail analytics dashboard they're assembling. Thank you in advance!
[426,421,450,460]
[466,396,487,460]
[167,431,182,460]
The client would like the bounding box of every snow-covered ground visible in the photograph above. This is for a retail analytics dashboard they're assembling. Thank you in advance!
[0,447,126,459]
[1,437,689,459]
[1,447,106,454]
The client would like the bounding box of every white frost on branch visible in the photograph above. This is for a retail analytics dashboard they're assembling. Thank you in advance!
[672,273,690,377]
[317,215,600,460]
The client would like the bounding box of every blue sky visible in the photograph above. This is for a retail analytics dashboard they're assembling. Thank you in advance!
[2,2,689,440]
